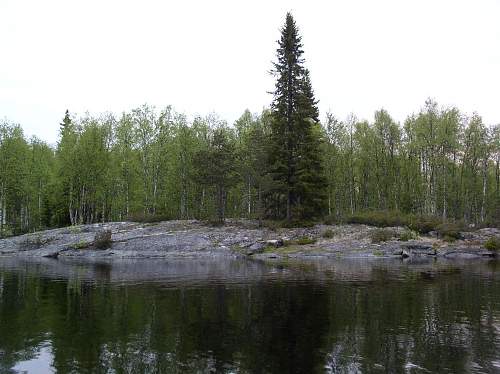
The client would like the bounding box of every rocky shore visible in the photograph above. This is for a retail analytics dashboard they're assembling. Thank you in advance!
[0,220,498,261]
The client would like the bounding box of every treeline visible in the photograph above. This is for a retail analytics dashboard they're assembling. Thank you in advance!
[1,13,499,236]
[324,100,500,224]
[0,107,273,235]
[0,100,499,236]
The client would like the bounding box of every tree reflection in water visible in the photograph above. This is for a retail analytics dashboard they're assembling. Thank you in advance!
[0,258,499,373]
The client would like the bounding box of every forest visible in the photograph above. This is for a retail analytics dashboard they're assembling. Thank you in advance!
[1,14,499,237]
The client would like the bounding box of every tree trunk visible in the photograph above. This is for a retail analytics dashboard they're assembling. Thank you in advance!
[286,190,291,221]
[0,191,5,237]
[480,158,488,222]
[257,183,263,228]
[247,178,251,217]
[217,184,225,223]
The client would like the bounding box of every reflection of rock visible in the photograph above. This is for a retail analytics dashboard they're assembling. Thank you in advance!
[443,251,482,259]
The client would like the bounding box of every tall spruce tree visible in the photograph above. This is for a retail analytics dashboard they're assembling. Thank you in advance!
[267,13,327,220]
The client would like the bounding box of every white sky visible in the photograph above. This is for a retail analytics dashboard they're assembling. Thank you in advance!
[1,0,499,144]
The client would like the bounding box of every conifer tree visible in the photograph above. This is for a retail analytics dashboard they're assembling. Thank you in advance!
[267,13,327,220]
[193,125,237,223]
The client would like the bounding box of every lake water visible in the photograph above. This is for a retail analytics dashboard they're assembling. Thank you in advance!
[0,257,500,373]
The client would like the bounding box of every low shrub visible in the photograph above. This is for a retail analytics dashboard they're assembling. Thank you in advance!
[322,229,335,239]
[281,220,316,228]
[262,220,315,230]
[398,230,418,241]
[476,218,500,229]
[323,215,339,225]
[71,240,91,250]
[370,229,395,243]
[372,249,384,256]
[295,237,316,245]
[346,211,444,234]
[435,223,462,240]
[442,235,457,243]
[94,230,112,249]
[284,236,316,246]
[347,211,406,228]
[407,215,442,234]
[346,210,461,235]
[126,212,173,223]
[262,220,280,231]
[69,225,82,234]
[207,220,225,227]
[484,237,500,251]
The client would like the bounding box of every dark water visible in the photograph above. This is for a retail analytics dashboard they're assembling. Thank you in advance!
[1,258,500,373]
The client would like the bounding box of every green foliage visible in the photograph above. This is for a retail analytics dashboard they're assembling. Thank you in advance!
[194,124,237,224]
[323,215,338,225]
[69,225,82,234]
[280,220,316,228]
[127,212,172,223]
[407,216,442,234]
[262,219,316,230]
[398,230,418,242]
[71,240,91,250]
[266,13,327,221]
[442,235,457,243]
[262,220,280,231]
[348,211,406,227]
[370,229,395,243]
[484,237,500,251]
[295,237,316,245]
[346,211,464,237]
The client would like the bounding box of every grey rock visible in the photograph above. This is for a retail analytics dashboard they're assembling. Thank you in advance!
[479,250,496,257]
[245,242,266,255]
[460,232,475,240]
[402,243,436,256]
[266,239,284,248]
[1,220,498,262]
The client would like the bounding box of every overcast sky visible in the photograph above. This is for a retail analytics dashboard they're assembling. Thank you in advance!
[1,0,499,144]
